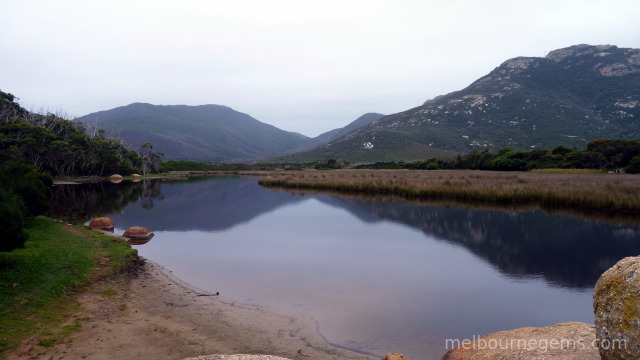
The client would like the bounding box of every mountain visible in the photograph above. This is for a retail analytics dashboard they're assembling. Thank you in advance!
[74,103,310,162]
[275,44,640,163]
[289,113,385,153]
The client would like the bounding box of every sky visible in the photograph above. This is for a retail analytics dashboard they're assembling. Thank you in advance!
[1,1,639,137]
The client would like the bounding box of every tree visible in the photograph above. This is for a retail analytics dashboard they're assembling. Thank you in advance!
[139,142,162,175]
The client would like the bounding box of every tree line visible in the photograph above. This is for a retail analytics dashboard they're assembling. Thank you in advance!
[0,91,161,177]
[356,139,640,173]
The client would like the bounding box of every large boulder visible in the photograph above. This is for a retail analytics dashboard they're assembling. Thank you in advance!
[594,256,640,359]
[440,322,599,360]
[88,217,114,232]
[123,226,154,241]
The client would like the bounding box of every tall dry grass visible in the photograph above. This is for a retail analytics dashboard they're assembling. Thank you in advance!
[254,169,640,214]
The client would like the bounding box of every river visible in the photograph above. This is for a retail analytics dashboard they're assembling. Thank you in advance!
[47,175,640,359]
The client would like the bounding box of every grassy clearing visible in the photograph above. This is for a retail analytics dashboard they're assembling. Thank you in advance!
[256,169,640,215]
[0,217,137,357]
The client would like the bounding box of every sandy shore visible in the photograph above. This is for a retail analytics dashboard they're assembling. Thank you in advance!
[8,258,377,360]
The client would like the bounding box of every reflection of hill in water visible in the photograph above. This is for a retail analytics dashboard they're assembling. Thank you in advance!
[313,195,640,289]
[104,176,303,232]
[49,177,640,289]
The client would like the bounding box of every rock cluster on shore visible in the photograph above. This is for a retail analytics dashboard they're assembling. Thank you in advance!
[88,217,154,244]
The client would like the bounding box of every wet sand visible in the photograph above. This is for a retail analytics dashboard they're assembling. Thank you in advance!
[8,258,378,360]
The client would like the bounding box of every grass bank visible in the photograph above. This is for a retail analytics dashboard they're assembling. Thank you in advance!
[0,217,138,358]
[257,169,640,215]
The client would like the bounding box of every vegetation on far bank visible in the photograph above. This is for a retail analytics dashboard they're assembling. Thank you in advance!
[161,138,640,174]
[0,217,138,357]
[354,139,640,173]
[258,169,640,215]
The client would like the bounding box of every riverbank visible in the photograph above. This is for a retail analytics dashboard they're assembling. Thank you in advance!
[256,169,640,219]
[0,217,137,358]
[1,218,377,360]
[7,259,376,360]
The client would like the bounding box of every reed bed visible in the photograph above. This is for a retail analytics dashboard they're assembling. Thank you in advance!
[254,169,640,214]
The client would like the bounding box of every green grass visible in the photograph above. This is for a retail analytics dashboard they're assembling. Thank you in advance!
[0,216,137,356]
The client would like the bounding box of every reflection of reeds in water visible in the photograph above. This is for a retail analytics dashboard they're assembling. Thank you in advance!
[256,170,640,217]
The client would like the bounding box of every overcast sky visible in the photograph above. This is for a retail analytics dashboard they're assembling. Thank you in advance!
[1,1,639,137]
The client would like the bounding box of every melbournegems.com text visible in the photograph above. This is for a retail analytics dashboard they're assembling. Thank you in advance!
[445,336,626,353]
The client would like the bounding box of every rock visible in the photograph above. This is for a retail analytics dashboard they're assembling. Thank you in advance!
[181,356,291,360]
[132,173,142,178]
[123,226,154,241]
[381,353,408,360]
[594,256,640,359]
[110,174,123,183]
[440,322,599,360]
[89,217,115,232]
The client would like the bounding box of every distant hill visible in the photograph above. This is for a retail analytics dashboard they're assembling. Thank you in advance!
[289,112,385,153]
[275,44,640,163]
[75,103,310,162]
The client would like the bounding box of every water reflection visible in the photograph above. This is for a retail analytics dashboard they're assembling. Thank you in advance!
[99,177,304,231]
[47,179,162,224]
[314,196,640,289]
[47,176,640,291]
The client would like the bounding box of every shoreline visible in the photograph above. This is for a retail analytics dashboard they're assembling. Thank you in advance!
[151,260,380,358]
[9,256,378,360]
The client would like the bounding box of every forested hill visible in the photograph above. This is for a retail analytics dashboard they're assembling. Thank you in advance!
[75,103,310,162]
[0,90,149,177]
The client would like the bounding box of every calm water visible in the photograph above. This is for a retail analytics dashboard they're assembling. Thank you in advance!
[48,176,640,359]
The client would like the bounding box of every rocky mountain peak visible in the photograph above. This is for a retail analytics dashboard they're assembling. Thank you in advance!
[545,44,617,62]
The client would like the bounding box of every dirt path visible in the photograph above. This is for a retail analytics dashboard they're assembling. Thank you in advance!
[8,259,377,360]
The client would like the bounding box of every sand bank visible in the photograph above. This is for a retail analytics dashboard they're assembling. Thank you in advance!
[8,258,377,360]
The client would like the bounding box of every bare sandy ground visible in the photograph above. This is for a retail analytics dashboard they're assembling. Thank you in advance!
[8,258,377,360]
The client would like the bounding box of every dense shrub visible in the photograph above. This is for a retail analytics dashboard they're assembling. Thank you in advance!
[0,187,28,251]
[627,156,640,174]
[490,150,528,171]
[560,151,607,169]
[0,162,52,216]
